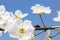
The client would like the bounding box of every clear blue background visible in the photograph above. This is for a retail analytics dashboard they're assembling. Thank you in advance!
[0,0,60,40]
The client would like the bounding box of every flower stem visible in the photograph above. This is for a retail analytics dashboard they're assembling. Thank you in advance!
[38,13,46,27]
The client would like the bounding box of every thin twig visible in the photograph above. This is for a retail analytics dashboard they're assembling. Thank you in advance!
[34,30,44,37]
[50,32,60,38]
[38,14,46,27]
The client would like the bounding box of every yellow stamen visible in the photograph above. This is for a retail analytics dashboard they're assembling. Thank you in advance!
[19,28,24,34]
[14,16,20,19]
[38,12,42,15]
[38,12,42,16]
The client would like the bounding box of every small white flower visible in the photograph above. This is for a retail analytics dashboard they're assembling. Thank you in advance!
[11,10,28,20]
[0,11,12,33]
[0,5,10,24]
[31,4,51,14]
[53,11,60,21]
[8,20,34,40]
[42,30,51,40]
[0,5,14,34]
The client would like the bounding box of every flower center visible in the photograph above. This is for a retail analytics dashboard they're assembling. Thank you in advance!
[19,28,25,34]
[14,16,20,19]
[38,12,42,16]
[38,12,42,14]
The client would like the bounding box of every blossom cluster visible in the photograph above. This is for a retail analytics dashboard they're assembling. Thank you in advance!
[0,5,34,40]
[0,4,60,40]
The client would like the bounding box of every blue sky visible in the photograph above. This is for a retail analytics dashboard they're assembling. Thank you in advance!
[0,0,60,40]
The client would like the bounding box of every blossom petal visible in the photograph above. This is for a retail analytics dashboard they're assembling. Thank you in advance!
[0,5,5,14]
[53,11,60,21]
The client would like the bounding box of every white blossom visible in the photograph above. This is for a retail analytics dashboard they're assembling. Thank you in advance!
[7,19,34,40]
[0,5,10,24]
[31,4,51,14]
[0,11,11,30]
[53,11,60,21]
